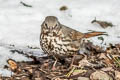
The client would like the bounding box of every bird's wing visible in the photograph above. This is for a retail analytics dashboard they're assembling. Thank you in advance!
[61,25,84,40]
[61,25,107,39]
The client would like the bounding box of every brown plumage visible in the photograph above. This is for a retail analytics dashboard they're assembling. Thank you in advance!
[40,16,106,69]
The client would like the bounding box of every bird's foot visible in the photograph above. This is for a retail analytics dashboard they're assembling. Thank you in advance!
[51,59,58,71]
[51,66,57,71]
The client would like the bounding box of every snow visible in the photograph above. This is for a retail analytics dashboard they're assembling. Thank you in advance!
[0,0,120,76]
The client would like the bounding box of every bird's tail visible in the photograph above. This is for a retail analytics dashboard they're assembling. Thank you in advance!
[84,31,107,38]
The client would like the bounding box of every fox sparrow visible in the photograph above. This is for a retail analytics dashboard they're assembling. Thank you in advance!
[40,16,105,69]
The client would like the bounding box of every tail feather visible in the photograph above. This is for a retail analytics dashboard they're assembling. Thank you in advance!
[84,31,107,38]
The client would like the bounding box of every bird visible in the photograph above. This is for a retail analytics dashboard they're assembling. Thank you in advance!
[40,16,106,70]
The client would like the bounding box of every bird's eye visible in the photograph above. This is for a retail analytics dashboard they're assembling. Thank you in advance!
[45,23,47,27]
[44,23,48,28]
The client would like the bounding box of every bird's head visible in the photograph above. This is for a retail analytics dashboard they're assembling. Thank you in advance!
[42,16,61,31]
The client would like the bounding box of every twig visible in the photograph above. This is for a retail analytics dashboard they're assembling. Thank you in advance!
[20,1,32,7]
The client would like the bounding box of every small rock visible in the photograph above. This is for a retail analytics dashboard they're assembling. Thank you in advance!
[78,77,89,80]
[90,70,113,80]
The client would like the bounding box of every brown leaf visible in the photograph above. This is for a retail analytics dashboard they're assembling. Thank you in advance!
[91,17,114,28]
[7,59,18,72]
[59,6,68,11]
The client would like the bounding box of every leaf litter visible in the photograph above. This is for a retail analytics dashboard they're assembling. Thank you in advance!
[0,42,120,80]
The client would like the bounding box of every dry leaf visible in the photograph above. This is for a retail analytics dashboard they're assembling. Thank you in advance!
[7,59,18,72]
[59,6,68,11]
[91,17,114,28]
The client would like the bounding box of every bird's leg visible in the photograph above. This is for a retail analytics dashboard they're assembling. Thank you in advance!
[69,54,76,69]
[65,54,76,77]
[51,56,57,70]
[66,53,85,77]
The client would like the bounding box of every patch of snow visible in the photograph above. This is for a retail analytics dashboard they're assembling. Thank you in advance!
[0,68,13,77]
